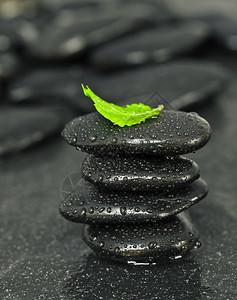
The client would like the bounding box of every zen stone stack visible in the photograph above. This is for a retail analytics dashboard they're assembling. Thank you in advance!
[60,109,211,263]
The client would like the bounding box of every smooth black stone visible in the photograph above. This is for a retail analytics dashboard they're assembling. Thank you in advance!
[62,110,211,156]
[98,61,229,110]
[202,16,237,52]
[176,13,237,53]
[169,1,237,52]
[0,52,19,80]
[59,178,207,224]
[12,13,57,48]
[8,61,229,112]
[83,212,200,262]
[81,155,200,191]
[0,105,72,156]
[8,67,97,114]
[26,4,158,60]
[90,21,210,70]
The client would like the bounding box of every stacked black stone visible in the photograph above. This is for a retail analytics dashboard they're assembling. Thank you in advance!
[60,109,211,263]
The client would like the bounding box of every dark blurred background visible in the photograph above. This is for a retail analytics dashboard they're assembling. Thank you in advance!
[0,0,237,299]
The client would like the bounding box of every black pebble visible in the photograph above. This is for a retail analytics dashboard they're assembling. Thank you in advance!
[8,67,97,113]
[62,110,211,156]
[59,178,207,224]
[95,61,229,110]
[202,16,237,52]
[90,21,210,70]
[26,3,159,60]
[9,61,229,112]
[0,105,72,156]
[81,155,200,191]
[83,212,200,262]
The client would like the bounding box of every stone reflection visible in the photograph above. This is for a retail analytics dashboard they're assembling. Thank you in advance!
[61,253,201,300]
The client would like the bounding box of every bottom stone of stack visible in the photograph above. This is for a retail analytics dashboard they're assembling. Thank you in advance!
[83,212,200,263]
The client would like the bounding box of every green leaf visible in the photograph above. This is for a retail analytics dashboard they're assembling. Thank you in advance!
[81,84,164,127]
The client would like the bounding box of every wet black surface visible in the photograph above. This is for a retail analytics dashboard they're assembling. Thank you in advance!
[61,254,203,300]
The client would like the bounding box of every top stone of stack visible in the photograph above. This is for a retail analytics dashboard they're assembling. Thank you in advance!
[62,110,211,156]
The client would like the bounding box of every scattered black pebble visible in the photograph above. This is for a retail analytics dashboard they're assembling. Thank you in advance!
[25,3,160,60]
[201,16,237,52]
[90,21,211,70]
[8,61,229,113]
[8,67,97,113]
[0,105,72,156]
[92,61,229,110]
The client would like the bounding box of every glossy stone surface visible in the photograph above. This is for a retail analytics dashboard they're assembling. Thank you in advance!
[8,61,229,112]
[59,178,207,224]
[8,67,97,113]
[83,212,200,262]
[91,21,210,70]
[0,105,71,156]
[62,110,211,156]
[98,61,229,110]
[81,155,200,191]
[26,4,157,60]
[204,16,237,52]
[168,0,237,52]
